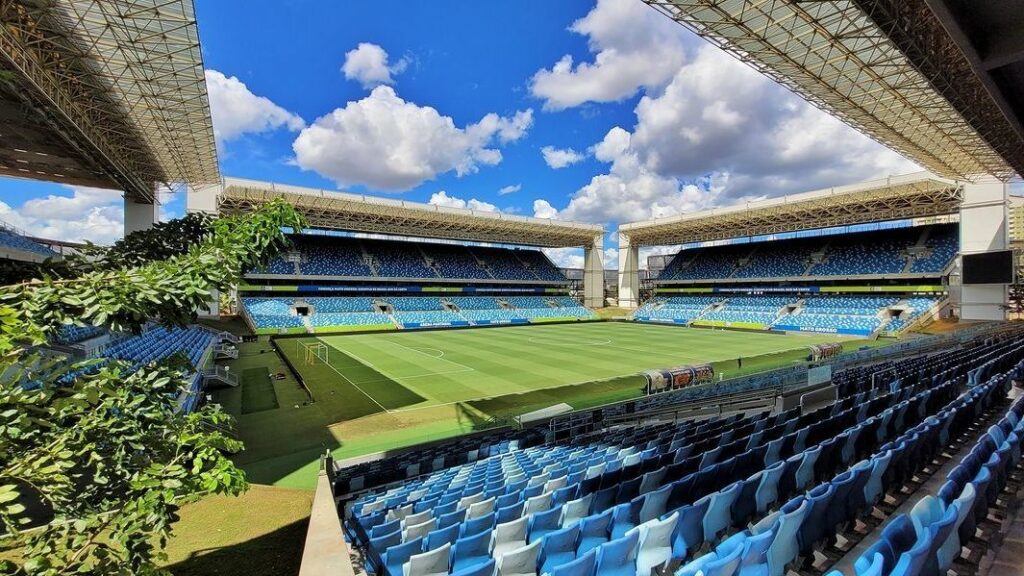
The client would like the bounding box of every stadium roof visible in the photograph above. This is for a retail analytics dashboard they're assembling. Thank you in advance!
[217,178,604,248]
[644,0,1024,181]
[0,0,219,202]
[619,172,961,246]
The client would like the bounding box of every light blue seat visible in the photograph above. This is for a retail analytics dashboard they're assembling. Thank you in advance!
[425,523,460,551]
[530,506,564,544]
[863,450,892,508]
[765,498,808,576]
[635,513,678,576]
[639,484,672,523]
[737,529,774,576]
[937,484,975,571]
[908,495,944,537]
[671,495,711,559]
[370,529,403,566]
[579,509,614,555]
[889,530,931,576]
[595,530,639,576]
[372,519,402,539]
[452,558,495,576]
[548,548,596,576]
[462,512,497,538]
[611,500,643,540]
[704,481,740,543]
[675,552,715,576]
[795,446,820,492]
[755,461,786,514]
[383,537,425,576]
[539,524,580,575]
[704,534,745,576]
[923,502,958,576]
[439,508,468,530]
[855,552,885,576]
[452,529,494,573]
[497,502,525,525]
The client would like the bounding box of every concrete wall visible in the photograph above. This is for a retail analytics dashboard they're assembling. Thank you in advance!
[583,234,605,308]
[959,177,1009,321]
[124,197,158,235]
[617,234,640,309]
[298,468,353,576]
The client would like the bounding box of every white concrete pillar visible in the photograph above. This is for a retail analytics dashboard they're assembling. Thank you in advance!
[185,183,222,215]
[618,234,640,309]
[583,235,605,308]
[124,196,158,235]
[186,184,223,317]
[959,177,1009,321]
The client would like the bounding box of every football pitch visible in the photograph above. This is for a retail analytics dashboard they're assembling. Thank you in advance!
[288,322,846,416]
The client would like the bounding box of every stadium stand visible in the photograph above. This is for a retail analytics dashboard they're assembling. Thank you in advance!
[0,226,55,258]
[299,237,373,277]
[56,325,217,411]
[54,324,106,345]
[699,296,791,326]
[657,224,957,282]
[247,236,568,283]
[635,294,941,335]
[338,329,1024,576]
[240,294,594,332]
[634,296,719,324]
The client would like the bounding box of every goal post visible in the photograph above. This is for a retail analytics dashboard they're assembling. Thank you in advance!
[302,341,330,366]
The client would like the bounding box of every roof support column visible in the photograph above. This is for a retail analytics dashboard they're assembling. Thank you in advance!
[584,235,604,308]
[124,195,157,236]
[618,234,640,309]
[958,177,1008,321]
[186,183,223,215]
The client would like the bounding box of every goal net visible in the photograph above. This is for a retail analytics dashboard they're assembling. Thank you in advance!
[302,341,330,366]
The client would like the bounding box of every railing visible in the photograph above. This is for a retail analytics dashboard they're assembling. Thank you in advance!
[202,366,239,387]
[214,344,238,359]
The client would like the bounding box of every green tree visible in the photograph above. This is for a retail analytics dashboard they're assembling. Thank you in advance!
[0,199,304,574]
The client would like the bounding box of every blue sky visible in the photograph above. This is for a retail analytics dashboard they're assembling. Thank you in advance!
[0,0,996,267]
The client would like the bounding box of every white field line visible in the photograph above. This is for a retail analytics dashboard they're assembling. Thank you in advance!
[312,349,392,414]
[382,339,477,372]
[322,339,477,407]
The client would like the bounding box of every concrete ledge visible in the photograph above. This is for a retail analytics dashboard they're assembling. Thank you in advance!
[298,467,353,576]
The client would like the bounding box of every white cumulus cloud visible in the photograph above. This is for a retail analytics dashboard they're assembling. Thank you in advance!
[542,247,585,269]
[292,86,533,191]
[541,146,587,169]
[205,70,305,144]
[0,185,125,245]
[530,0,689,111]
[342,43,409,89]
[498,184,521,195]
[428,191,499,213]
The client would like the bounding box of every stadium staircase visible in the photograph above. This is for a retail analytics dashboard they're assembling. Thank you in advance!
[202,365,239,388]
[512,252,544,281]
[805,241,833,276]
[729,246,759,279]
[302,316,314,333]
[285,250,302,275]
[359,240,381,277]
[466,247,498,280]
[214,343,239,359]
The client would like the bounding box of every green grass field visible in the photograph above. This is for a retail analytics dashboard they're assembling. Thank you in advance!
[211,321,880,489]
[294,322,844,413]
